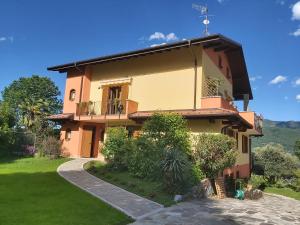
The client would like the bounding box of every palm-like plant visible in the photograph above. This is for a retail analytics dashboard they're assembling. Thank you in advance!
[18,98,50,129]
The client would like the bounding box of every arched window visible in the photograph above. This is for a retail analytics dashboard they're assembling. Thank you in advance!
[65,128,71,141]
[69,89,76,101]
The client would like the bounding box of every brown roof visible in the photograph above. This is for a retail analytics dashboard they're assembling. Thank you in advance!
[129,108,253,129]
[47,34,252,100]
[47,113,74,120]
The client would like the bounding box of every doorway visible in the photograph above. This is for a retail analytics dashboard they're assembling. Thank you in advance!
[81,126,95,158]
[107,86,121,114]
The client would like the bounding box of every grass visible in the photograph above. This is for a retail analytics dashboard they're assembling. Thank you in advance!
[84,161,175,206]
[0,155,133,225]
[265,187,300,201]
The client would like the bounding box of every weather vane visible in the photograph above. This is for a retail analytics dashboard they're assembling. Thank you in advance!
[192,3,213,36]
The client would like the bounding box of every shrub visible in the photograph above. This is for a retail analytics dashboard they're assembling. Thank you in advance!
[254,143,299,184]
[102,127,129,170]
[161,148,189,193]
[192,133,237,178]
[127,136,162,179]
[142,113,191,155]
[249,174,266,190]
[37,135,61,159]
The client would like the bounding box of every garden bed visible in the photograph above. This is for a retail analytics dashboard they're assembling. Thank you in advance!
[84,160,175,206]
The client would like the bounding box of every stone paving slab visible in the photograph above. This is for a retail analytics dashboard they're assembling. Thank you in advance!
[131,195,300,225]
[57,158,163,220]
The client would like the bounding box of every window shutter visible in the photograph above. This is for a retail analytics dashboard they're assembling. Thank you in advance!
[101,86,109,115]
[120,84,129,113]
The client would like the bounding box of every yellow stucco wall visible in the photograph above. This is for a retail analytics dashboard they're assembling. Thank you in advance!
[187,119,250,166]
[89,47,203,111]
[202,51,233,99]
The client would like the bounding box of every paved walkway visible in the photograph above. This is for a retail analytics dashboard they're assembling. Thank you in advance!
[131,194,300,225]
[57,158,163,220]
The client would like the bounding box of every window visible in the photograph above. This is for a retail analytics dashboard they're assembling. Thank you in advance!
[236,132,239,149]
[218,55,223,69]
[65,128,71,141]
[69,89,76,101]
[236,171,240,179]
[242,135,248,153]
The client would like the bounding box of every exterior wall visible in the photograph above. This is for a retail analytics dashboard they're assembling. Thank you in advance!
[202,50,233,100]
[62,67,92,114]
[89,47,203,111]
[60,122,81,157]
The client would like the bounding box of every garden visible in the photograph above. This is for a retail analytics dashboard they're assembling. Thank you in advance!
[86,112,242,204]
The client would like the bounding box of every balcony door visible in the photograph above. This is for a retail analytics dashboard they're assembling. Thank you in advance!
[101,84,129,115]
[107,86,121,114]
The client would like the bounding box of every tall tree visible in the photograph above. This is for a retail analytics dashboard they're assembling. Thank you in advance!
[2,75,62,130]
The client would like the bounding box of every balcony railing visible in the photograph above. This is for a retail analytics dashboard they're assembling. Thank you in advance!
[76,99,138,117]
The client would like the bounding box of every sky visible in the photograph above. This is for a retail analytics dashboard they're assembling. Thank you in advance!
[0,0,300,121]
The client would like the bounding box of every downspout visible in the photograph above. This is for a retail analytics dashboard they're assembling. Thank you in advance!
[188,40,198,110]
[75,62,84,121]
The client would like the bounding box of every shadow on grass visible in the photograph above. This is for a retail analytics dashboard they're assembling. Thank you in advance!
[0,170,132,225]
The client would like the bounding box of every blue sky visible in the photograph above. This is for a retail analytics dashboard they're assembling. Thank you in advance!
[0,0,300,121]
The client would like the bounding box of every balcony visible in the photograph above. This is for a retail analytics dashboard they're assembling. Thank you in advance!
[201,96,237,111]
[76,99,138,121]
[239,111,263,136]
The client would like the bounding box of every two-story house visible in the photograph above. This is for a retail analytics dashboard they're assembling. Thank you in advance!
[48,34,263,179]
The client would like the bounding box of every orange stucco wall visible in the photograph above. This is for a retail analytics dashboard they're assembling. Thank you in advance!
[62,67,92,114]
[223,163,250,179]
[60,121,105,158]
[204,48,232,83]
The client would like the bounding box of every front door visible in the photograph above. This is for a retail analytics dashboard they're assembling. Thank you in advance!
[81,126,94,158]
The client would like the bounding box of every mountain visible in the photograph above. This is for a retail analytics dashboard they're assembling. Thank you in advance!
[252,119,300,153]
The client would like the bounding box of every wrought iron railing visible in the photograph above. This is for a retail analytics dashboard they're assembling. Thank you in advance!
[76,100,125,116]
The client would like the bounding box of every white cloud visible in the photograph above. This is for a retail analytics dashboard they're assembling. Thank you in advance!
[292,1,300,20]
[149,32,178,42]
[149,32,165,41]
[165,33,178,41]
[295,78,300,86]
[150,43,167,47]
[0,36,14,43]
[290,28,300,37]
[296,94,300,102]
[249,75,262,82]
[269,75,287,84]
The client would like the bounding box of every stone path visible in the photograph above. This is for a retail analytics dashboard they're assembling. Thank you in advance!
[131,194,300,225]
[57,158,163,220]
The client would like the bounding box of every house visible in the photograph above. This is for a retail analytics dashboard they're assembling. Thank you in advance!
[48,34,263,179]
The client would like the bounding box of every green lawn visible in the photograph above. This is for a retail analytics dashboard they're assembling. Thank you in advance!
[0,156,132,225]
[265,187,300,201]
[84,161,175,206]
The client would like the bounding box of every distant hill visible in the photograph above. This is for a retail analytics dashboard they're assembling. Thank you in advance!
[252,119,300,153]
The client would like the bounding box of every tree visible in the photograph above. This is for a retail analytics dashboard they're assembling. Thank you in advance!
[254,143,299,184]
[2,75,62,130]
[0,101,15,128]
[192,133,237,179]
[294,140,300,160]
[142,112,191,154]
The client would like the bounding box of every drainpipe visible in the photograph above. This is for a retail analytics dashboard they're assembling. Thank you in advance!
[188,40,198,110]
[75,62,84,121]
